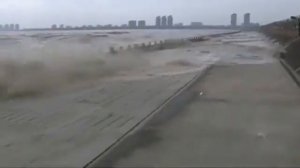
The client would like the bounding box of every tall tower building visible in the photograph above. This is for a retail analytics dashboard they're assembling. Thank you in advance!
[231,13,237,27]
[51,24,57,29]
[156,16,161,28]
[244,13,251,26]
[167,15,173,27]
[9,24,14,31]
[4,24,9,30]
[15,24,20,31]
[138,20,146,28]
[161,16,167,27]
[128,20,137,28]
[59,24,64,29]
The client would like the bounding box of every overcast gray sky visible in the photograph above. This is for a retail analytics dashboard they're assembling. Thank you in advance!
[0,0,299,28]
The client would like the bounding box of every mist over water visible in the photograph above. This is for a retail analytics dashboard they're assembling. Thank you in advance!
[0,29,228,99]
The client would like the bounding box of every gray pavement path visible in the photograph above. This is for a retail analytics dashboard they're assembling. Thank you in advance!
[0,70,207,167]
[94,40,300,167]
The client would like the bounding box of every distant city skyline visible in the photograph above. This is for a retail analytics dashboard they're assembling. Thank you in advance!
[0,0,299,28]
[0,13,259,31]
[0,24,20,31]
[46,13,257,31]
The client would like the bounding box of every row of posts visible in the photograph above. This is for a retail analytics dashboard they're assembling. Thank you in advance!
[109,39,185,54]
[109,35,206,54]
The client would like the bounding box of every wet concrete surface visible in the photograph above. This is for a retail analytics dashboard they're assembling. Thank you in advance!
[0,31,287,167]
[0,71,208,167]
[94,63,300,168]
[92,33,300,167]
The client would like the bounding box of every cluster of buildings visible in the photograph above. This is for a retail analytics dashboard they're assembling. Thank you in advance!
[230,13,259,27]
[126,15,203,29]
[50,15,205,30]
[155,15,173,28]
[0,24,20,31]
[50,15,175,30]
[48,13,259,31]
[128,20,146,28]
[126,15,174,29]
[51,24,74,30]
[0,13,260,31]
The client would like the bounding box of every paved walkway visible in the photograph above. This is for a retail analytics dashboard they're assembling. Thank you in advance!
[94,51,300,167]
[0,69,208,167]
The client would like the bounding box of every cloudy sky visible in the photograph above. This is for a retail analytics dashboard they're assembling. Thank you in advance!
[0,0,299,28]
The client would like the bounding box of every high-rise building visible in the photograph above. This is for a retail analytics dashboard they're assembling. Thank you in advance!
[244,13,251,26]
[231,13,237,27]
[0,25,3,30]
[15,24,20,31]
[4,24,9,30]
[162,16,167,27]
[59,24,64,29]
[9,24,14,31]
[138,20,146,28]
[128,20,137,28]
[167,15,173,27]
[156,16,161,27]
[51,24,57,29]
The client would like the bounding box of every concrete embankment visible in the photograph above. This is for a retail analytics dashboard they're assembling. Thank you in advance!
[279,38,300,86]
[95,63,300,168]
[261,18,300,86]
[0,30,268,167]
[260,19,298,44]
[1,29,229,167]
[92,32,300,168]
